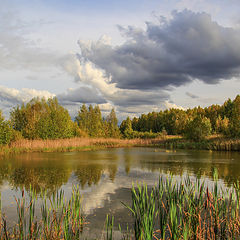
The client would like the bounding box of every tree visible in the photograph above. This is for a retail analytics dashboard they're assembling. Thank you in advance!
[228,95,240,138]
[215,115,229,135]
[0,111,13,144]
[131,117,139,131]
[36,98,74,139]
[120,117,133,139]
[75,104,105,137]
[185,116,212,141]
[91,105,104,137]
[75,104,88,133]
[106,109,120,138]
[10,97,75,139]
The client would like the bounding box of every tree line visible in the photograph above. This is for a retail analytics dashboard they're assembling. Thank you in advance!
[0,95,239,144]
[121,95,240,140]
[0,97,120,144]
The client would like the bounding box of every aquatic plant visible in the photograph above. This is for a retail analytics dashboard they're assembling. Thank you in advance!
[0,186,84,240]
[1,169,240,239]
[124,170,240,239]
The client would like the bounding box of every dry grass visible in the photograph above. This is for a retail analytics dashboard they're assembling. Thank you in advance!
[0,137,171,155]
[9,137,154,149]
[0,134,239,155]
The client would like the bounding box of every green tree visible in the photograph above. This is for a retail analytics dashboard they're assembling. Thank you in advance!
[36,98,74,139]
[185,116,212,141]
[106,109,120,138]
[75,104,89,133]
[91,105,104,137]
[228,95,240,138]
[120,117,133,139]
[0,111,13,144]
[10,97,75,139]
[75,104,105,137]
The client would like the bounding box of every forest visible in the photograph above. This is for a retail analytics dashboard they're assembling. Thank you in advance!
[0,95,239,145]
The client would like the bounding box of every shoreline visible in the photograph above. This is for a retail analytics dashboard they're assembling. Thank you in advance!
[0,137,158,155]
[0,136,240,155]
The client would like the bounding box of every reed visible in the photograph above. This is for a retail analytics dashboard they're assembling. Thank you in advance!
[105,215,114,240]
[0,186,84,240]
[124,170,240,240]
[0,170,240,239]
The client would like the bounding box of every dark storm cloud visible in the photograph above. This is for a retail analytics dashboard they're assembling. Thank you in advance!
[110,90,169,107]
[57,86,106,105]
[78,10,240,90]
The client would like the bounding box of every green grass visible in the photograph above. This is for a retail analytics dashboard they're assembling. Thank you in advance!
[151,136,240,151]
[0,186,84,240]
[123,170,240,239]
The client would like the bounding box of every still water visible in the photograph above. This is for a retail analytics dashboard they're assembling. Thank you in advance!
[1,147,240,236]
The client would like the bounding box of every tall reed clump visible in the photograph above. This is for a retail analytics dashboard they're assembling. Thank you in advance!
[0,186,84,240]
[125,170,240,240]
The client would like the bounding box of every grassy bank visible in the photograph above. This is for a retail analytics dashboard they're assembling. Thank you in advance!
[0,137,157,155]
[154,135,240,151]
[0,135,239,155]
[0,171,240,239]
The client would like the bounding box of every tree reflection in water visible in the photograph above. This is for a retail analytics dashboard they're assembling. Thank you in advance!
[0,148,238,194]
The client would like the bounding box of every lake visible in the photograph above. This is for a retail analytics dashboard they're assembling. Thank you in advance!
[1,147,240,237]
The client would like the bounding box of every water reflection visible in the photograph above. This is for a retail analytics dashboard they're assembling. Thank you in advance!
[0,148,240,236]
[0,148,239,194]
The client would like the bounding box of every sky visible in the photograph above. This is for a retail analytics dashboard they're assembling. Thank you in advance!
[0,0,240,120]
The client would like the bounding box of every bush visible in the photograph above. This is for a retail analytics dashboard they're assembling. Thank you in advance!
[131,131,159,139]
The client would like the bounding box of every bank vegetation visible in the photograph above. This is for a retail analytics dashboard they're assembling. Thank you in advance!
[0,95,239,153]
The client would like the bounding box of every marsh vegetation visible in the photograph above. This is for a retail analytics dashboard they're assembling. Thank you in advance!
[0,170,240,239]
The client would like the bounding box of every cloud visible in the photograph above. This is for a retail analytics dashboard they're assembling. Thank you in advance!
[0,8,59,71]
[164,101,185,110]
[80,168,163,215]
[0,85,55,116]
[186,92,199,99]
[62,48,185,118]
[0,86,55,104]
[57,86,107,105]
[110,90,169,107]
[77,10,240,92]
[0,3,76,79]
[2,6,220,118]
[63,54,171,110]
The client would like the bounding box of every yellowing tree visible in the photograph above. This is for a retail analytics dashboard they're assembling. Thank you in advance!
[10,97,75,139]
